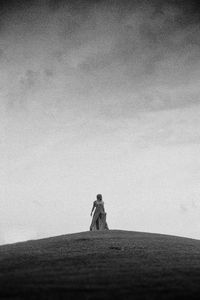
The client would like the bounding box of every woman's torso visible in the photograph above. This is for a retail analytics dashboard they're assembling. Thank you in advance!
[94,200,105,213]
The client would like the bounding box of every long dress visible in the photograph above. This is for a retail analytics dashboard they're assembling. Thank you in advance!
[90,200,109,231]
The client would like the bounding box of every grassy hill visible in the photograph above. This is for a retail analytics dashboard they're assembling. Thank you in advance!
[0,230,200,299]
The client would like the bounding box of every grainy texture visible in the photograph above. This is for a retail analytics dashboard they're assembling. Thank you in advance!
[0,230,200,299]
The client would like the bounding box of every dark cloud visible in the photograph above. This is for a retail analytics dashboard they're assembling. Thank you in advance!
[44,68,54,77]
[0,0,199,21]
[0,48,4,58]
[20,70,40,90]
[1,0,200,115]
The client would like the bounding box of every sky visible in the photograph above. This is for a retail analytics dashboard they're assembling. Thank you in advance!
[1,0,200,244]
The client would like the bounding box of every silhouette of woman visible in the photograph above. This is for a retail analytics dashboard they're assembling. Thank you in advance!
[90,194,109,231]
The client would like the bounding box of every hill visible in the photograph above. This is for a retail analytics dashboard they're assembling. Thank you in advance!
[0,230,200,299]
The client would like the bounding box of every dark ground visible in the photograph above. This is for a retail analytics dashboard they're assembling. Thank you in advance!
[0,230,200,299]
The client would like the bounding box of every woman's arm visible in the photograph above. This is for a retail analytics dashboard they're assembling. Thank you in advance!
[102,202,105,213]
[90,201,96,216]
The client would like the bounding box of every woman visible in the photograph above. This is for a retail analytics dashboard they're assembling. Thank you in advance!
[90,194,109,231]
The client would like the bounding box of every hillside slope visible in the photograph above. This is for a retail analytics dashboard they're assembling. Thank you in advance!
[0,230,200,299]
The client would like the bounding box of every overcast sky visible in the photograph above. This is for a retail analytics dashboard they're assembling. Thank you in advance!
[1,0,200,244]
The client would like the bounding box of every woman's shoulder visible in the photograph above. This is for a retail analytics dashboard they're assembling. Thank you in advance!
[96,200,104,205]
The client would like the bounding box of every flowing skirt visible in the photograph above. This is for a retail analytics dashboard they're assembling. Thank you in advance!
[90,211,109,231]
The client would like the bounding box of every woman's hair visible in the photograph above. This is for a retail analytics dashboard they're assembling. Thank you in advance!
[97,194,102,201]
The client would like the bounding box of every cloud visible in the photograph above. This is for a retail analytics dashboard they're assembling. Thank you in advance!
[180,204,188,213]
[0,0,200,117]
[180,199,199,214]
[2,227,38,244]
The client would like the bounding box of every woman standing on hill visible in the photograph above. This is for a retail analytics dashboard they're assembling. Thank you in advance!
[90,194,109,231]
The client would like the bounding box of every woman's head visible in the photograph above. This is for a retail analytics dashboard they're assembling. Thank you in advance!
[97,194,102,201]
